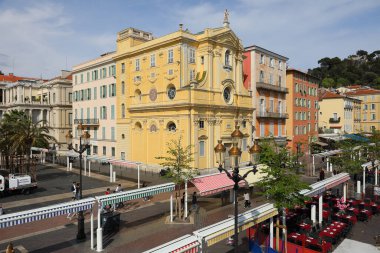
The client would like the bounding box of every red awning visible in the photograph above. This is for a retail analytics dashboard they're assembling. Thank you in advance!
[191,172,246,196]
[325,174,350,189]
[171,241,199,253]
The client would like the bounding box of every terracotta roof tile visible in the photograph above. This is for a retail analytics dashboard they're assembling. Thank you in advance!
[346,88,380,96]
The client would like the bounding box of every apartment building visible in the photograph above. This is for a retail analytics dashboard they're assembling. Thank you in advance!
[114,20,252,169]
[0,71,72,151]
[318,89,361,134]
[72,52,117,157]
[243,45,288,146]
[286,69,319,153]
[345,87,380,132]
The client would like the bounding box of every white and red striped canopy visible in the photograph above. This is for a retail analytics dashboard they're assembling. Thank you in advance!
[191,172,246,196]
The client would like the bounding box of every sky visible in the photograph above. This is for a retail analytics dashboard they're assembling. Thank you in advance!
[0,0,379,79]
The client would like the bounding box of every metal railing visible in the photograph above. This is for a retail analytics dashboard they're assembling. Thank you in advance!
[74,119,100,125]
[329,117,340,123]
[257,111,289,119]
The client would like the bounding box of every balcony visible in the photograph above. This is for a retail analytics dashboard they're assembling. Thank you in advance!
[257,111,289,119]
[344,104,353,110]
[329,117,341,123]
[256,81,288,93]
[74,119,99,125]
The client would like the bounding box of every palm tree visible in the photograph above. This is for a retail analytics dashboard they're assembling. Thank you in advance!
[0,110,56,176]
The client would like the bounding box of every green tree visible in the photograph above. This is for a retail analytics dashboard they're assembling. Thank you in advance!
[255,139,310,251]
[155,136,197,219]
[322,77,335,88]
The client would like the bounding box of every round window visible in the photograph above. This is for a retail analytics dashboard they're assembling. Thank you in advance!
[223,87,231,103]
[167,87,176,100]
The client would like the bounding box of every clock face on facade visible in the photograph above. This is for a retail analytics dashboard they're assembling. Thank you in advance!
[149,88,157,101]
[223,87,231,103]
[167,87,176,100]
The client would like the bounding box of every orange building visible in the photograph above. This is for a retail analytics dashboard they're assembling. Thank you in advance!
[286,69,319,153]
[243,45,288,146]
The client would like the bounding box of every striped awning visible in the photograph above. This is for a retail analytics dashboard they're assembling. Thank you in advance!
[143,234,200,253]
[193,203,277,247]
[0,198,95,229]
[325,173,350,189]
[31,147,49,152]
[300,173,350,197]
[108,159,141,168]
[191,172,246,197]
[96,183,175,207]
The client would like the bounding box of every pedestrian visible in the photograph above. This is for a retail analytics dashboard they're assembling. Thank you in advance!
[319,169,325,181]
[0,204,4,215]
[244,191,251,208]
[71,181,76,200]
[192,192,197,210]
[142,182,150,201]
[75,183,81,200]
[115,184,122,193]
[105,188,111,195]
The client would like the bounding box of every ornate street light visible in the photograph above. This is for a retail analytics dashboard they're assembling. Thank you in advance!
[249,140,260,165]
[214,123,258,253]
[66,123,91,241]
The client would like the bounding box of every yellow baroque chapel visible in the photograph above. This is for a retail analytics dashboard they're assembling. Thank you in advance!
[114,19,253,170]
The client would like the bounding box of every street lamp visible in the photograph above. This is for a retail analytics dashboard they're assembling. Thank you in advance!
[296,143,301,173]
[214,124,259,253]
[66,123,91,241]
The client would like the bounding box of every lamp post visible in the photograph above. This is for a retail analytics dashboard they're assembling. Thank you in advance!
[296,143,301,173]
[214,124,260,253]
[66,124,91,241]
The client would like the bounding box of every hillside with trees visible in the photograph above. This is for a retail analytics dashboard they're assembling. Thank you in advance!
[308,50,380,88]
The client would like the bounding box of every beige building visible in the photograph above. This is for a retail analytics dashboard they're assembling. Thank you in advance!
[114,19,252,169]
[72,52,117,157]
[345,88,380,132]
[0,71,73,151]
[318,89,361,134]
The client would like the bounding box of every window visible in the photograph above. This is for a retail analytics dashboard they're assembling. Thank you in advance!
[201,56,204,65]
[168,49,174,63]
[135,59,140,71]
[68,113,72,125]
[168,69,173,75]
[278,76,282,86]
[333,113,338,120]
[259,71,264,82]
[102,127,106,139]
[190,69,196,81]
[121,81,125,95]
[94,127,98,140]
[121,152,125,160]
[260,122,265,137]
[111,127,115,140]
[52,93,56,103]
[308,123,311,132]
[242,120,247,128]
[150,124,157,132]
[94,107,97,119]
[75,75,77,85]
[168,122,176,132]
[269,74,273,85]
[100,106,107,119]
[295,112,298,120]
[295,83,298,92]
[94,87,97,100]
[278,121,282,136]
[121,104,125,118]
[364,104,368,110]
[68,92,72,103]
[199,120,204,129]
[260,54,265,64]
[189,48,195,63]
[269,100,274,112]
[242,138,247,151]
[87,72,90,82]
[111,105,115,120]
[295,126,298,135]
[279,60,282,70]
[87,108,90,120]
[102,68,107,78]
[103,146,106,156]
[371,113,376,120]
[93,145,98,154]
[269,121,274,135]
[111,147,115,157]
[150,54,156,67]
[121,63,125,73]
[303,126,307,134]
[225,50,230,66]
[371,104,375,110]
[199,141,205,157]
[270,58,274,67]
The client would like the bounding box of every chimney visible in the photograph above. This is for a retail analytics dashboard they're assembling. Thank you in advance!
[9,73,14,76]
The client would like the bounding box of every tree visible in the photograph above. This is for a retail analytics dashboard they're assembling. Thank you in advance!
[255,139,310,251]
[0,70,3,75]
[322,77,335,88]
[155,136,198,219]
[0,110,56,178]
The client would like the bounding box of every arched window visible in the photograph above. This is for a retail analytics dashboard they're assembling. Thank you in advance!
[135,122,142,130]
[121,103,125,118]
[150,124,157,132]
[167,122,176,132]
[225,50,230,66]
[121,81,125,95]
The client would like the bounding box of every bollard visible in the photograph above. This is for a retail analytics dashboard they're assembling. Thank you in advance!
[113,171,116,182]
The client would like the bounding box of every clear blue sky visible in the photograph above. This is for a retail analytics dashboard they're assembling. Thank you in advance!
[0,0,379,78]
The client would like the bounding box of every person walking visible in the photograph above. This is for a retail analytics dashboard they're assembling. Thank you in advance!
[75,183,81,200]
[192,192,198,210]
[319,169,325,181]
[244,191,251,208]
[105,188,111,195]
[71,181,76,200]
[115,184,123,209]
[115,184,122,193]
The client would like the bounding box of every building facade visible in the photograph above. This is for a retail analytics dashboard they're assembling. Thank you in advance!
[114,21,252,169]
[0,71,72,151]
[243,45,288,146]
[286,69,319,153]
[345,88,380,132]
[72,52,117,157]
[318,90,361,134]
